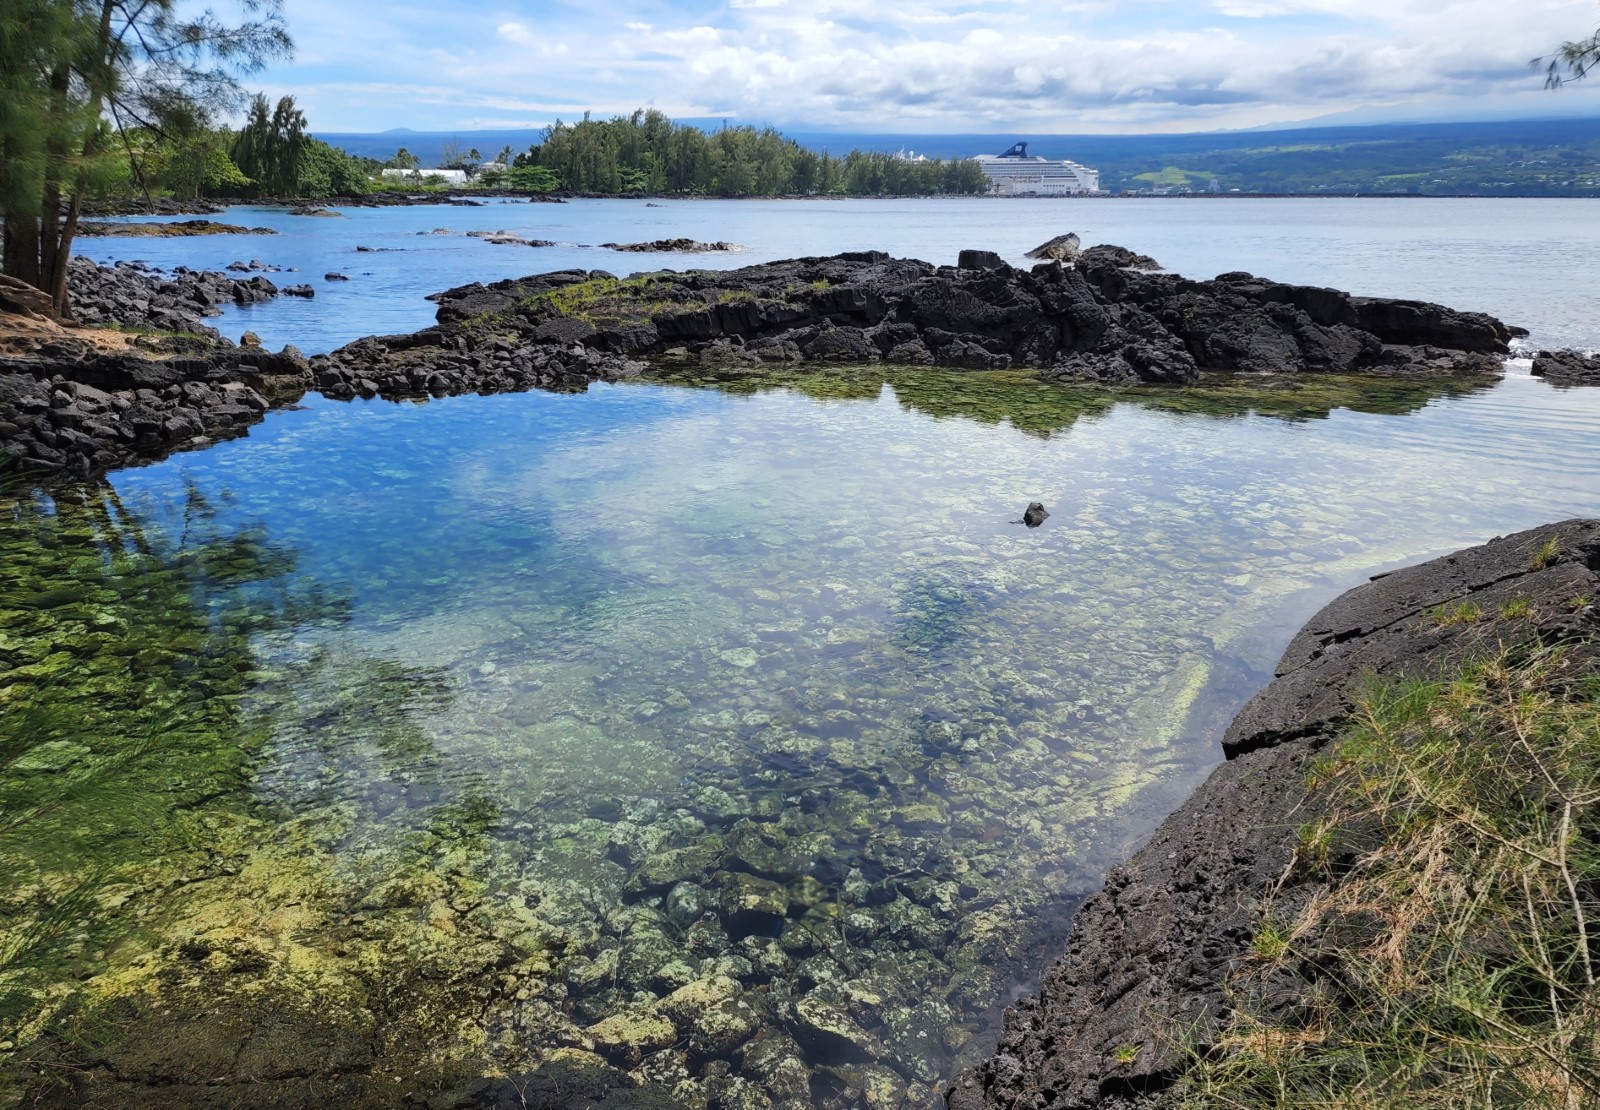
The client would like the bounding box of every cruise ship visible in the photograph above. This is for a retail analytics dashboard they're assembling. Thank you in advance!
[974,142,1101,196]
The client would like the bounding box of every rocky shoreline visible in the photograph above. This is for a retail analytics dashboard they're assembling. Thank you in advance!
[0,244,1527,477]
[946,519,1600,1109]
[309,244,1514,402]
[0,259,308,474]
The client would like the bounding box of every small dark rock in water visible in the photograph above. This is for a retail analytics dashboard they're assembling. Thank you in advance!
[325,272,350,281]
[1022,502,1049,528]
[282,284,315,298]
[1025,233,1082,262]
[958,249,1008,271]
[1531,349,1600,386]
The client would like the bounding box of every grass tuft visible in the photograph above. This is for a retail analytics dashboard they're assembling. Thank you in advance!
[1173,646,1600,1110]
[1430,599,1482,626]
[1499,597,1535,620]
[1532,535,1563,570]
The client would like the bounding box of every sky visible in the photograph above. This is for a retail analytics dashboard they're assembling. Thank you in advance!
[256,0,1600,134]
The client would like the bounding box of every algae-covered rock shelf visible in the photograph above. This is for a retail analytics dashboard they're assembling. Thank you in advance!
[313,244,1513,402]
[1,243,1520,480]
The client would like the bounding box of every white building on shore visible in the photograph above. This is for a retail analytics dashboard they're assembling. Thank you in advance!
[381,167,471,185]
[973,142,1101,196]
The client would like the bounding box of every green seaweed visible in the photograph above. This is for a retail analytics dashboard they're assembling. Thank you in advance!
[648,364,1494,437]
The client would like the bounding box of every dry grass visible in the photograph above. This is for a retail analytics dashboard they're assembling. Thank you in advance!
[1172,645,1600,1110]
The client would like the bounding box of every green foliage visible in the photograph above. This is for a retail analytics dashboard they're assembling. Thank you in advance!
[1174,648,1600,1110]
[229,93,307,196]
[1250,919,1291,962]
[1131,166,1216,188]
[1541,23,1600,87]
[1533,534,1564,569]
[1430,599,1483,626]
[503,164,559,192]
[513,108,984,197]
[0,0,291,305]
[1069,119,1600,196]
[295,138,369,197]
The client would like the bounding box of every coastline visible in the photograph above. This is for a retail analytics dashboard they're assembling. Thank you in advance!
[947,518,1600,1109]
[0,246,1514,480]
[3,245,1597,1107]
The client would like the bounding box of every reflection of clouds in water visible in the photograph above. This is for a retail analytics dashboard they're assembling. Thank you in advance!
[82,368,1600,1107]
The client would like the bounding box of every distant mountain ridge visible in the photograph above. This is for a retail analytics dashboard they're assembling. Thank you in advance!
[316,117,1600,196]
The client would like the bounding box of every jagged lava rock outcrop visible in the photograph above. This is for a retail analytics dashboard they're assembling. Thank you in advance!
[1532,348,1600,386]
[0,342,311,476]
[946,519,1600,1110]
[311,245,1514,401]
[0,260,307,476]
[68,257,280,337]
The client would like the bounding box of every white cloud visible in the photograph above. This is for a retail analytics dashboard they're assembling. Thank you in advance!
[268,0,1600,131]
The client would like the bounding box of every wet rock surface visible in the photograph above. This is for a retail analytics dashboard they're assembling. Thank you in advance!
[946,518,1600,1110]
[0,344,311,475]
[1531,348,1600,385]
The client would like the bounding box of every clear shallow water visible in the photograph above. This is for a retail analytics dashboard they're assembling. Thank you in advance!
[4,361,1599,1105]
[80,196,1600,352]
[10,199,1600,1103]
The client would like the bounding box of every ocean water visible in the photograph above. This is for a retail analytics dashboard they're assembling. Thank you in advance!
[4,202,1599,1105]
[79,195,1600,353]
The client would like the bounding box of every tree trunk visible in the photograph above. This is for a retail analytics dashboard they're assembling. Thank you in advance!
[47,190,82,320]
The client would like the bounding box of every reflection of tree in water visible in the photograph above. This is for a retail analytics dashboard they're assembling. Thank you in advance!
[653,365,1498,437]
[0,482,481,1103]
[1,486,333,1020]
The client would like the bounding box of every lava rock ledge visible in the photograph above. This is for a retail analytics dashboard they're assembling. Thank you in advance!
[946,519,1600,1110]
